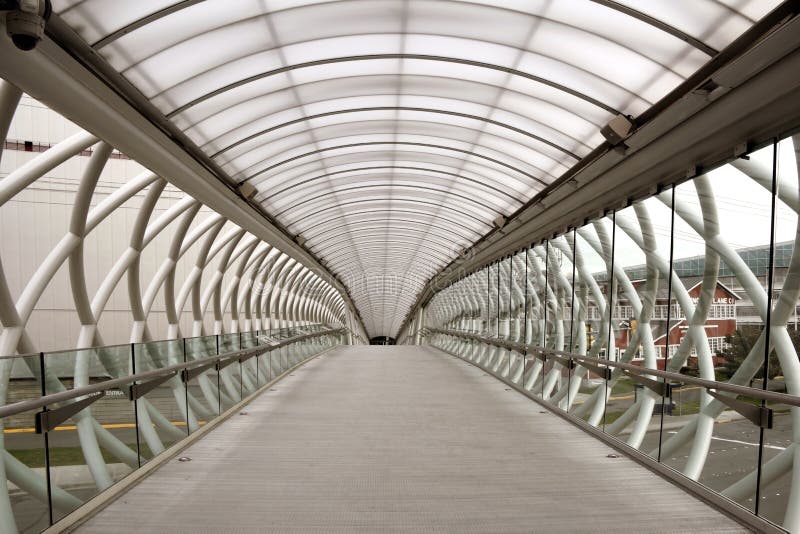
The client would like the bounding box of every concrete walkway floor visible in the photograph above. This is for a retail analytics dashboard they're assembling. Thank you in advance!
[76,346,747,533]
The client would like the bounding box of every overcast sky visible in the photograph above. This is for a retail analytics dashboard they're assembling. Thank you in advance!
[567,136,799,274]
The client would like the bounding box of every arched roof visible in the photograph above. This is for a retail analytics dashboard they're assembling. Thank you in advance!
[53,0,781,336]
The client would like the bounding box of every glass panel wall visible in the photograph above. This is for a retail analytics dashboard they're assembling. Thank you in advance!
[426,133,800,531]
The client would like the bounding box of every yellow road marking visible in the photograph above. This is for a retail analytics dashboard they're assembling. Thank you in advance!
[4,421,206,434]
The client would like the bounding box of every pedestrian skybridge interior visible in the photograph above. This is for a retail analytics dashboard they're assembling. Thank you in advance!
[1,1,800,532]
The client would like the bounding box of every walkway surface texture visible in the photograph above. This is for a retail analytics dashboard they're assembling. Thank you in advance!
[76,346,746,533]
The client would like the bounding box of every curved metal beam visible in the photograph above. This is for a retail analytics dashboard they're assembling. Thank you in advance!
[259,164,520,203]
[167,53,621,117]
[211,106,583,159]
[309,231,464,258]
[273,183,509,219]
[307,225,472,251]
[240,141,550,187]
[288,197,494,228]
[589,0,718,56]
[300,208,486,238]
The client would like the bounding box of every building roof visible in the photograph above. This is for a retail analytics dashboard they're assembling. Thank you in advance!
[52,0,780,336]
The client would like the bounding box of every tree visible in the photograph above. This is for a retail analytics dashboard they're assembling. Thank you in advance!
[719,325,798,382]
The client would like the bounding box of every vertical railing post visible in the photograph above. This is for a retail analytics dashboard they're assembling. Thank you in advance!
[508,255,513,378]
[567,228,577,410]
[255,331,260,388]
[486,264,490,337]
[239,358,244,401]
[215,335,221,415]
[496,261,500,339]
[522,247,529,386]
[755,139,780,515]
[603,211,616,432]
[657,187,676,462]
[542,241,549,399]
[131,343,141,468]
[39,351,54,525]
[183,338,189,435]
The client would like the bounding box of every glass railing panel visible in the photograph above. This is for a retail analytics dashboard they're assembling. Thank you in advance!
[42,345,130,394]
[133,339,187,456]
[758,399,793,526]
[222,356,244,407]
[539,354,566,408]
[218,360,242,412]
[498,256,511,341]
[509,250,526,346]
[41,345,136,522]
[506,350,524,385]
[241,331,258,350]
[528,245,547,350]
[658,381,759,514]
[40,344,136,520]
[569,362,605,424]
[181,359,221,436]
[255,349,271,387]
[475,342,491,370]
[519,353,535,390]
[462,337,475,363]
[699,391,764,514]
[240,354,259,394]
[569,222,613,426]
[640,380,670,462]
[181,336,220,432]
[529,354,545,399]
[599,371,659,457]
[484,264,497,338]
[45,387,138,523]
[277,345,289,373]
[240,331,262,389]
[3,406,53,534]
[218,333,240,354]
[304,339,313,360]
[267,347,280,378]
[2,353,50,534]
[285,341,298,368]
[184,335,235,414]
[496,346,511,378]
[184,335,216,362]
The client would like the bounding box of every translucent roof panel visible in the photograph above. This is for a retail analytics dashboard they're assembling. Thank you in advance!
[53,0,782,336]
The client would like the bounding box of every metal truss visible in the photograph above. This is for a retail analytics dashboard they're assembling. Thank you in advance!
[414,133,800,532]
[0,80,364,533]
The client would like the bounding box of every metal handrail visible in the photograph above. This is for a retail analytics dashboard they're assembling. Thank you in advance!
[0,328,344,420]
[0,326,328,361]
[429,328,800,409]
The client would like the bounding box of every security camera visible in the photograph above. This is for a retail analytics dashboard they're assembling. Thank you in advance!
[5,0,51,51]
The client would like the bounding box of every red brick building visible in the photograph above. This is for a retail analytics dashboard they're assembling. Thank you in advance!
[607,278,740,366]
